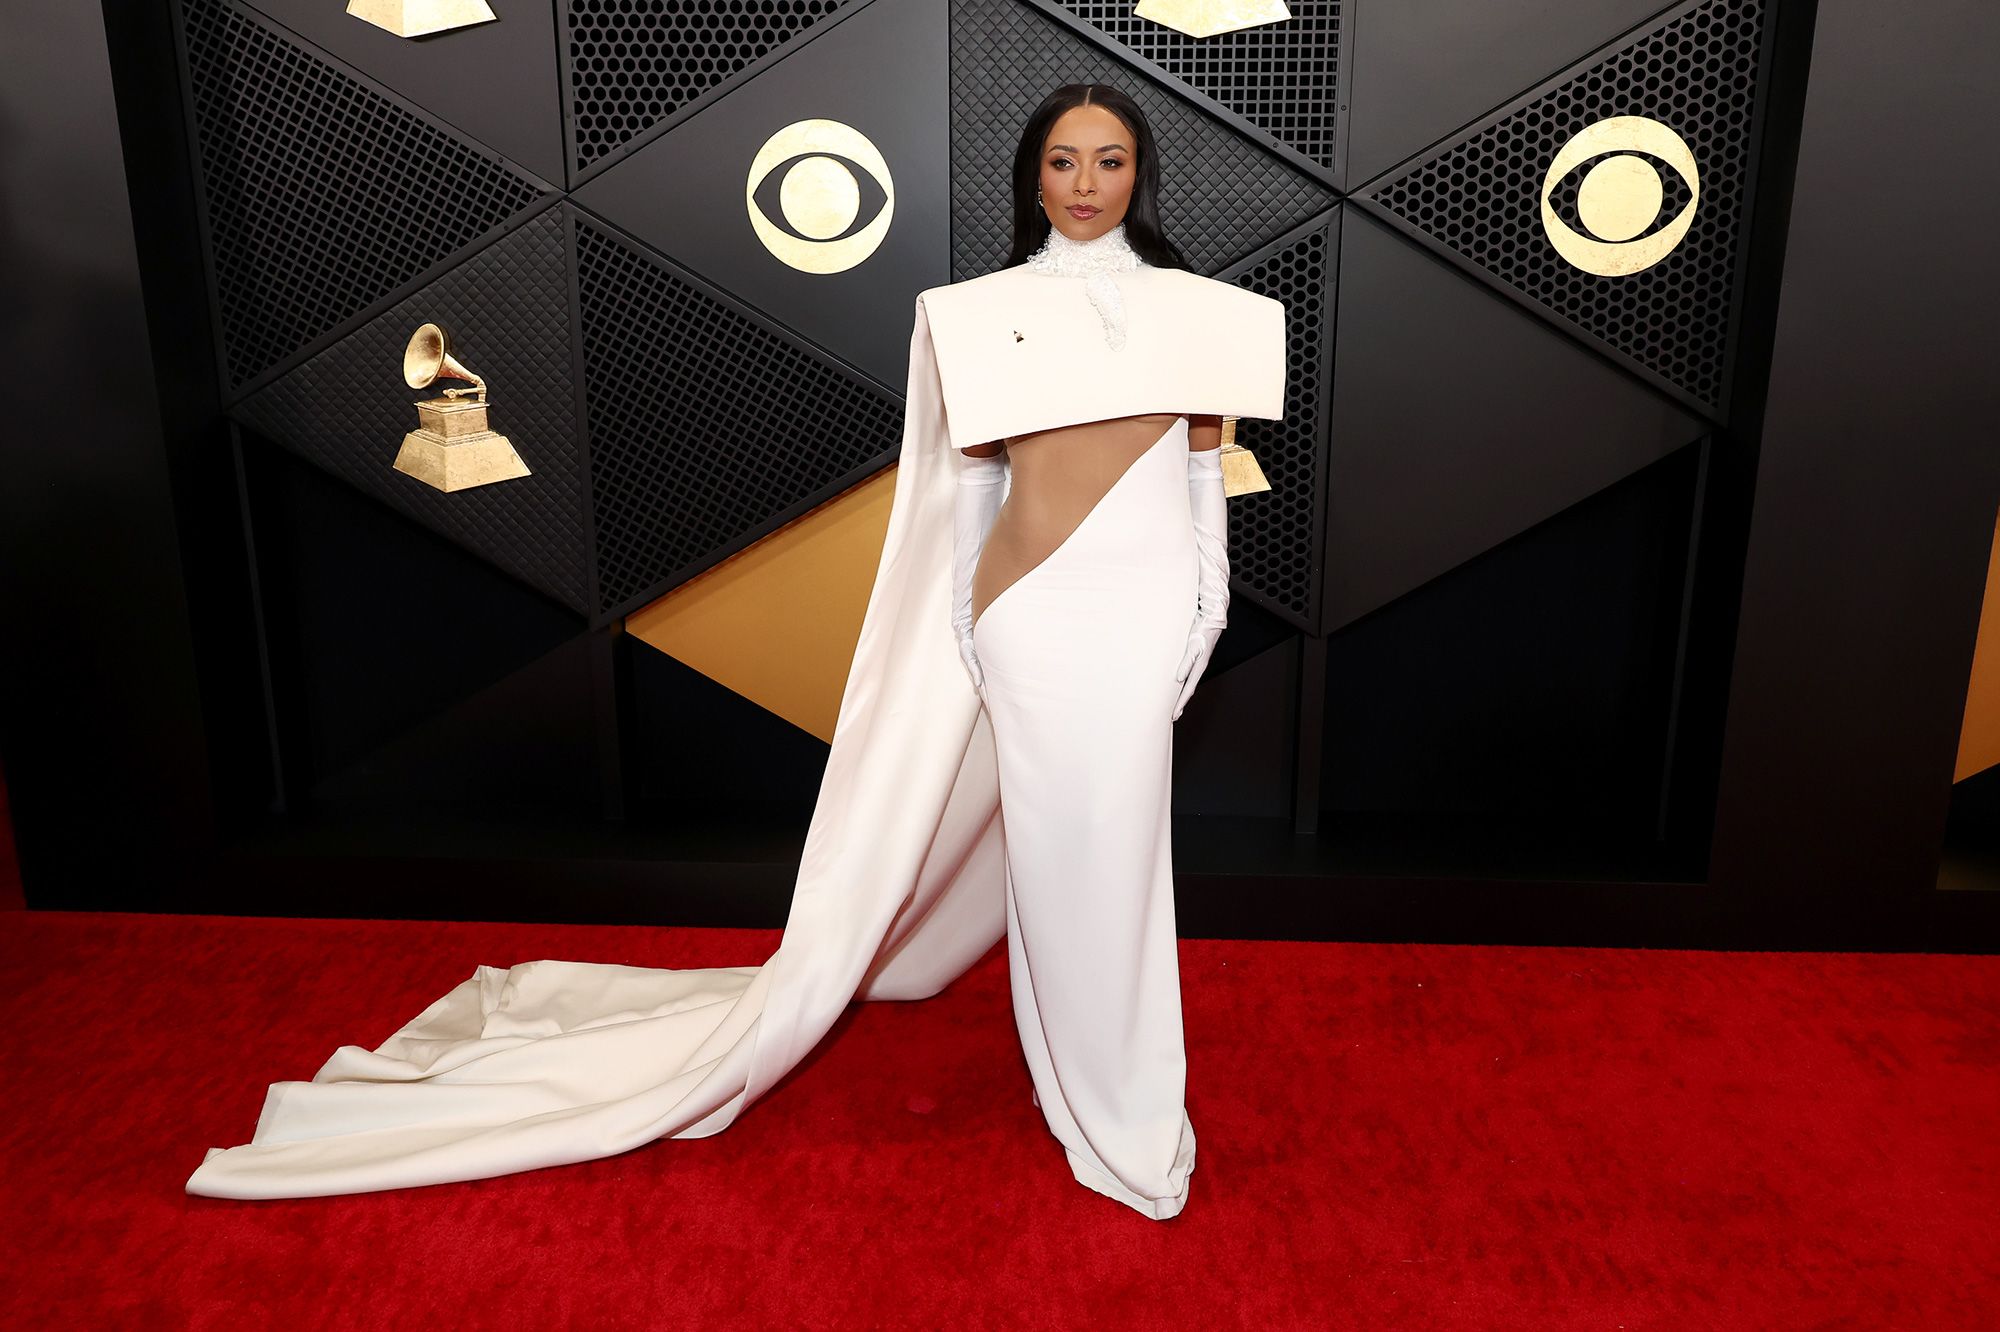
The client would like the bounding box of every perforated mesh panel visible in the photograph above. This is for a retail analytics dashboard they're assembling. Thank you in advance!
[178,0,548,390]
[1054,0,1343,172]
[575,218,904,612]
[1364,0,1766,412]
[565,0,851,174]
[233,207,592,613]
[1225,220,1335,628]
[948,0,1335,278]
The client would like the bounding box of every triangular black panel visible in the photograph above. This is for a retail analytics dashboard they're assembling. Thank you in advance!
[948,0,1336,277]
[243,436,584,792]
[574,218,904,614]
[177,0,551,389]
[234,206,591,614]
[1360,0,1769,415]
[1345,0,1678,186]
[238,0,566,184]
[565,0,863,176]
[1320,448,1698,832]
[1051,1,1342,177]
[1223,213,1339,633]
[1326,208,1706,628]
[575,0,949,393]
[309,634,601,817]
[627,642,833,809]
[1170,634,1300,821]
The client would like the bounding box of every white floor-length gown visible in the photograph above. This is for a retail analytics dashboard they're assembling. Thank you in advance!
[185,262,1285,1221]
[974,413,1202,1217]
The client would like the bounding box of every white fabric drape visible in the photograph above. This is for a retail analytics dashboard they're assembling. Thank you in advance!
[186,297,1008,1199]
[186,264,1286,1202]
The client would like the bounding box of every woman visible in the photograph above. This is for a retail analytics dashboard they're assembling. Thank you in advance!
[184,85,1285,1221]
[936,84,1285,1217]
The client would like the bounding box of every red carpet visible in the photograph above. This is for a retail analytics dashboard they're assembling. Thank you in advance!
[2,909,1994,1328]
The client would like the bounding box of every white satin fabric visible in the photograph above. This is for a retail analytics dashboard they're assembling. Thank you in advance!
[187,271,1281,1218]
[975,416,1201,1218]
[917,263,1286,451]
[186,297,1012,1201]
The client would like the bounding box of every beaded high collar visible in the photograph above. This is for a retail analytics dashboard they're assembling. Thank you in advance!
[1023,222,1150,349]
[1025,221,1147,278]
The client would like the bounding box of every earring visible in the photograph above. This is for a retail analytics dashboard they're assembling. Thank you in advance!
[1036,184,1043,206]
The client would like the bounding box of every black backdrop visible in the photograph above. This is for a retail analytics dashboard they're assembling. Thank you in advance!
[3,0,1995,951]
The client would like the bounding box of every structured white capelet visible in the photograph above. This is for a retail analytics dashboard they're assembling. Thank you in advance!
[916,261,1289,448]
[180,262,1288,1203]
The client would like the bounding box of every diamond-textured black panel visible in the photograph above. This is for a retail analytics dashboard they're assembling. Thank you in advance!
[1054,1,1342,173]
[565,0,853,174]
[233,207,591,613]
[178,0,548,389]
[1226,220,1335,629]
[949,0,1335,278]
[1364,0,1766,412]
[575,218,904,613]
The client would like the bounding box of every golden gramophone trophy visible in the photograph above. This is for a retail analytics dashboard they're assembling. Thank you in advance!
[1218,416,1271,498]
[392,322,531,492]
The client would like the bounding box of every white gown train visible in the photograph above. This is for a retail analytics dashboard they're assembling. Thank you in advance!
[182,297,1202,1220]
[184,298,1018,1204]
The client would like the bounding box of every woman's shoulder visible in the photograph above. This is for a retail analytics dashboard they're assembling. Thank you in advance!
[1146,265,1286,317]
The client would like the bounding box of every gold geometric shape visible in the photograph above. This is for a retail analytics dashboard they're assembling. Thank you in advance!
[624,464,899,743]
[345,0,498,39]
[1955,508,2000,783]
[1133,0,1293,39]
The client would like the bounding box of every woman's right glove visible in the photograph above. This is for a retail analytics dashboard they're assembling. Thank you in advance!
[1172,445,1229,721]
[951,447,1007,704]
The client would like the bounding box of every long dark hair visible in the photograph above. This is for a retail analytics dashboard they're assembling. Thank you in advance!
[1003,84,1190,272]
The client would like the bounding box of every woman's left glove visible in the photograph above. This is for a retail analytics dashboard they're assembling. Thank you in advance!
[1173,445,1229,721]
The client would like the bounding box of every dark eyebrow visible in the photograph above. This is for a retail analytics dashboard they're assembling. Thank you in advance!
[1047,143,1130,153]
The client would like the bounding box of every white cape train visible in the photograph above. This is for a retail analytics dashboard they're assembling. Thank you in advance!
[186,264,1286,1199]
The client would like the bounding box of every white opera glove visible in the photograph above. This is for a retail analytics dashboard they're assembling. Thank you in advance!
[1173,445,1229,721]
[952,448,1007,703]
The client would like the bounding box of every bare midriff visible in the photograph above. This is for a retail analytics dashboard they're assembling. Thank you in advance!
[968,412,1185,629]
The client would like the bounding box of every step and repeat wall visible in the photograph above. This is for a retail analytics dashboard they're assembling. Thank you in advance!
[164,0,1784,879]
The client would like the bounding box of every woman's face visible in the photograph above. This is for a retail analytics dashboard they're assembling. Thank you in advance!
[1038,104,1137,240]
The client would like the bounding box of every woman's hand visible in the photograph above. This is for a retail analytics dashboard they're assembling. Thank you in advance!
[957,632,988,707]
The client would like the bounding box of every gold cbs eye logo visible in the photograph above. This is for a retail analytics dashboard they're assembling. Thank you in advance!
[1540,115,1699,276]
[745,119,894,274]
